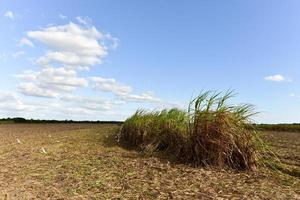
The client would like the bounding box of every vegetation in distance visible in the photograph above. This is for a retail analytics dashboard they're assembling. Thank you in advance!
[254,123,300,133]
[0,117,123,125]
[1,119,300,133]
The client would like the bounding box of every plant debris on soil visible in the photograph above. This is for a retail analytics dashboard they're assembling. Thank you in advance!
[0,124,299,199]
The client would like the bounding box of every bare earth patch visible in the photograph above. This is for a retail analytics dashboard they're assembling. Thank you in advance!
[0,124,299,199]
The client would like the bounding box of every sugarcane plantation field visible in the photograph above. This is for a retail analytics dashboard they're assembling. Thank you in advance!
[0,124,299,199]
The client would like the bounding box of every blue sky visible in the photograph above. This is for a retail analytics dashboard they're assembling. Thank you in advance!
[0,0,299,123]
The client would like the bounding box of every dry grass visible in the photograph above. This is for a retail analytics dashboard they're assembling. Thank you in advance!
[261,131,300,178]
[0,124,299,199]
[120,91,259,170]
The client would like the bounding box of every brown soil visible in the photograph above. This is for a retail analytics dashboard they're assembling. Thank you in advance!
[0,124,299,199]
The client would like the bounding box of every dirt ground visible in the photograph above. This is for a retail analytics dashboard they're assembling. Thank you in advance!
[0,124,299,199]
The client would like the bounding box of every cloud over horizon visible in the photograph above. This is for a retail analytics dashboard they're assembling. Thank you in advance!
[15,67,88,98]
[3,19,165,120]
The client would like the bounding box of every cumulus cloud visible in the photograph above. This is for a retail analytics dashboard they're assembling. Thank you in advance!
[15,67,88,98]
[90,76,161,103]
[15,22,119,99]
[60,95,124,111]
[0,92,34,112]
[36,51,100,67]
[264,74,291,82]
[49,104,126,120]
[26,22,116,69]
[119,91,161,103]
[4,11,14,19]
[9,19,164,120]
[17,82,58,98]
[90,77,132,96]
[0,91,127,120]
[19,38,34,47]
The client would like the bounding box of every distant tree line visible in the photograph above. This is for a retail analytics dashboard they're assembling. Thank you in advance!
[1,118,299,132]
[254,123,300,133]
[0,117,123,125]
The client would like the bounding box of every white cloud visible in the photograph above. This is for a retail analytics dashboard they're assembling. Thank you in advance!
[0,51,26,59]
[37,51,100,67]
[15,22,120,98]
[19,38,34,47]
[0,92,34,112]
[15,67,88,98]
[76,16,90,26]
[16,67,87,87]
[17,82,58,98]
[121,91,161,103]
[264,74,291,82]
[60,95,124,111]
[4,11,14,19]
[90,77,132,96]
[9,20,164,120]
[27,23,102,52]
[27,22,110,69]
[59,14,67,19]
[0,91,126,120]
[90,76,161,103]
[103,33,120,50]
[43,97,127,120]
[12,51,26,58]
